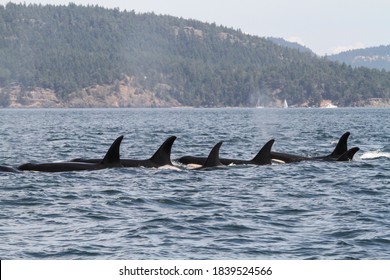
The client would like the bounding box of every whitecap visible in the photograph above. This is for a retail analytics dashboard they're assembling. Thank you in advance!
[361,150,390,159]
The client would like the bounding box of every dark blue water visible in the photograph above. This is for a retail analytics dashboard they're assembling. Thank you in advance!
[1,108,389,259]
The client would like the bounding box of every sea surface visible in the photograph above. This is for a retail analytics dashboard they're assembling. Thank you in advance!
[0,108,389,259]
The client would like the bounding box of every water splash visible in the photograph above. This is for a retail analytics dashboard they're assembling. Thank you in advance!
[361,150,390,159]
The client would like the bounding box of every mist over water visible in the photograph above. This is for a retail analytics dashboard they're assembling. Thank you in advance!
[1,108,389,259]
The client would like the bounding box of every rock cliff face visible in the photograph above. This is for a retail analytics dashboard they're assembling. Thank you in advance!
[352,98,390,107]
[1,86,61,108]
[0,76,181,108]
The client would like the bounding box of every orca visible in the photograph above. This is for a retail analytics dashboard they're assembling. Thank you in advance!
[194,141,224,169]
[72,136,177,168]
[336,147,360,161]
[0,165,20,173]
[177,139,275,166]
[270,132,357,163]
[18,136,124,172]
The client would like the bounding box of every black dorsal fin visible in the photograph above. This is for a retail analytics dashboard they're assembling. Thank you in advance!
[337,147,359,161]
[101,135,124,165]
[149,136,177,166]
[329,132,350,158]
[251,139,275,165]
[202,142,223,168]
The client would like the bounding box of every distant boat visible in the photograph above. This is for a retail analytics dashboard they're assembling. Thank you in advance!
[283,99,288,108]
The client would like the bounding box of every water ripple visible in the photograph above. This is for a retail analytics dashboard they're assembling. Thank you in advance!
[1,108,389,259]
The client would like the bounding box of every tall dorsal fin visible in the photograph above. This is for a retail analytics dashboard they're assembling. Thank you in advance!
[101,135,124,165]
[149,136,177,166]
[202,142,223,168]
[337,147,359,161]
[251,139,275,165]
[329,132,350,158]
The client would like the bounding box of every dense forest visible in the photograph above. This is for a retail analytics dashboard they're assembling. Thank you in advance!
[267,37,313,54]
[1,3,390,107]
[328,45,390,71]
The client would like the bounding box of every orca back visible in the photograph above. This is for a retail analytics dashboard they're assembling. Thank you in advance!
[149,136,177,166]
[337,147,359,161]
[251,139,275,165]
[329,131,350,158]
[100,135,124,166]
[202,142,223,168]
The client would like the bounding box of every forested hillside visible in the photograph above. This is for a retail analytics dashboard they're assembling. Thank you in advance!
[328,45,390,71]
[1,3,390,107]
[267,37,313,54]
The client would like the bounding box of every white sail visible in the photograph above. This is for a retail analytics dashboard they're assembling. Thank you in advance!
[283,99,288,108]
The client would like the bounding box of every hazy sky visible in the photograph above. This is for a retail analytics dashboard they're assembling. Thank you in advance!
[1,0,389,55]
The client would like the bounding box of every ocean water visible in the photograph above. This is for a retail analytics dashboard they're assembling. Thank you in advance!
[0,108,389,260]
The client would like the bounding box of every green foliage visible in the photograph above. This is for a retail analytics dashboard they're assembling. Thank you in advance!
[1,3,390,106]
[328,45,390,71]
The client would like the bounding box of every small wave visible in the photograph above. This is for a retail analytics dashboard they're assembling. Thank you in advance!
[361,150,390,159]
[158,165,182,171]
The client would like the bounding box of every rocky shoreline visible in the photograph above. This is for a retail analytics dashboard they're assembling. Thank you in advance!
[1,78,389,109]
[0,76,181,109]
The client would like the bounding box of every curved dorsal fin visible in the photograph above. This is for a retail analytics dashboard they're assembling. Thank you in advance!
[202,142,223,168]
[149,136,177,166]
[251,139,275,165]
[101,135,124,165]
[329,132,350,158]
[337,147,359,161]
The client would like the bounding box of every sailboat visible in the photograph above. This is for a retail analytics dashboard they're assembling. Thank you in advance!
[283,99,288,108]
